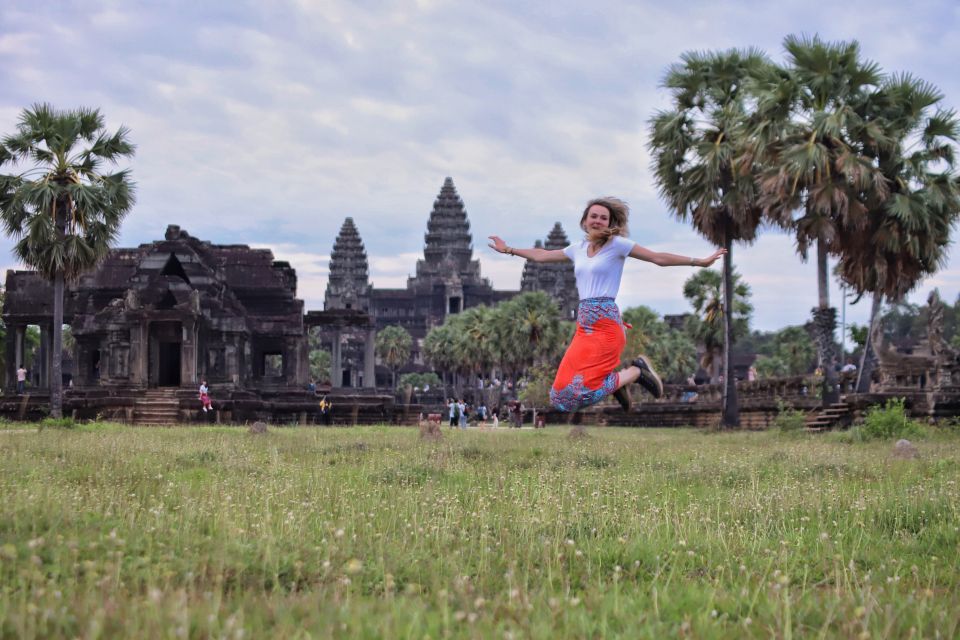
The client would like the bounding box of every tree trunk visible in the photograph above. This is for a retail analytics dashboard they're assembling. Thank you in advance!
[814,239,839,405]
[856,292,883,393]
[51,271,64,419]
[721,236,739,428]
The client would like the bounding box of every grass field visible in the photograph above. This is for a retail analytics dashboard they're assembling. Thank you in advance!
[0,423,958,639]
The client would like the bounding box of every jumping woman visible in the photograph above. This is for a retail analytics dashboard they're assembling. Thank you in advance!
[489,197,725,412]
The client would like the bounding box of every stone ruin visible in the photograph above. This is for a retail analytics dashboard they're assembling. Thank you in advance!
[2,224,391,424]
[864,289,960,418]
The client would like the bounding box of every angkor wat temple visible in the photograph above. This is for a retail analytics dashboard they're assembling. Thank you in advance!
[1,177,577,423]
[314,177,578,388]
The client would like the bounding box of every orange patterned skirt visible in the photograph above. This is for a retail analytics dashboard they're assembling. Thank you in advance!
[549,297,626,412]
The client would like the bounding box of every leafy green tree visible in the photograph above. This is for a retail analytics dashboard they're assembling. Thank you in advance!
[621,305,698,383]
[375,325,412,390]
[0,288,5,378]
[397,372,441,392]
[621,305,666,364]
[754,36,886,404]
[835,74,960,390]
[494,292,565,385]
[0,104,135,416]
[649,48,770,426]
[309,348,332,385]
[682,268,752,382]
[455,305,497,388]
[753,325,816,377]
[651,329,699,383]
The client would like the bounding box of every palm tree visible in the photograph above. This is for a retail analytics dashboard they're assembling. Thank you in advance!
[456,306,497,389]
[649,48,771,427]
[754,36,886,404]
[621,305,666,367]
[652,329,699,384]
[0,104,135,417]
[495,292,565,386]
[754,325,816,377]
[682,268,752,382]
[423,323,459,393]
[835,73,960,390]
[374,325,412,390]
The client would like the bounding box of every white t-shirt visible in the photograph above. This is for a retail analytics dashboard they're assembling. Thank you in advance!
[563,236,635,299]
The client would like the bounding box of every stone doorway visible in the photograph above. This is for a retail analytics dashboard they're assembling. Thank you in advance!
[150,322,182,387]
[158,342,181,386]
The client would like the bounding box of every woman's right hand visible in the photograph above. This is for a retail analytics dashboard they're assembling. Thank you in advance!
[487,235,508,254]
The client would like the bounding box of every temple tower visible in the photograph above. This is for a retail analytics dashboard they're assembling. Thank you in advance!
[521,222,579,320]
[407,177,499,318]
[411,177,483,286]
[324,217,371,312]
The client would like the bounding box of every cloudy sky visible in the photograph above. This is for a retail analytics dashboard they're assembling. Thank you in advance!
[2,0,959,341]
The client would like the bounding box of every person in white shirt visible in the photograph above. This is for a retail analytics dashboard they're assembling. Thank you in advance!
[489,197,724,412]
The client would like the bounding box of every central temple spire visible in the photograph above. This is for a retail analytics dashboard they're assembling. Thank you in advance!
[414,177,482,282]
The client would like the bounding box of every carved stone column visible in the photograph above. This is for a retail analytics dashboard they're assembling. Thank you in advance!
[39,323,51,389]
[331,328,342,388]
[181,319,198,386]
[225,336,240,385]
[4,323,19,392]
[364,327,376,388]
[129,321,147,386]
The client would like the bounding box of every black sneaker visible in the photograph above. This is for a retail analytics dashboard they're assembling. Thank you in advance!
[612,386,631,412]
[632,355,664,399]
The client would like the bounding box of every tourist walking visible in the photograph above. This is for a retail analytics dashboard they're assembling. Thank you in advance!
[458,399,467,429]
[490,197,724,412]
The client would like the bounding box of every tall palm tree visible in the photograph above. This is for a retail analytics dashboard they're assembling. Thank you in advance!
[374,325,412,390]
[0,104,135,417]
[682,268,752,382]
[754,36,886,404]
[649,48,771,427]
[835,73,960,390]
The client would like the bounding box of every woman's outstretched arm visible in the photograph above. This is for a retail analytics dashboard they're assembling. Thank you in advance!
[628,244,726,267]
[488,235,569,263]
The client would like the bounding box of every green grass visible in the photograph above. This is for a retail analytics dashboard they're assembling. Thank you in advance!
[1,424,958,638]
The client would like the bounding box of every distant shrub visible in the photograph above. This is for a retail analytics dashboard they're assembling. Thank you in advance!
[39,417,77,430]
[860,398,926,441]
[773,400,806,432]
[936,416,960,433]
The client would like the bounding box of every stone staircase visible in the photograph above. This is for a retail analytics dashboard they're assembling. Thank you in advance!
[133,388,182,425]
[805,399,853,432]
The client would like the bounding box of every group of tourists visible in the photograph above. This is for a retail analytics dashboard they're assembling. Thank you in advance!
[447,398,493,428]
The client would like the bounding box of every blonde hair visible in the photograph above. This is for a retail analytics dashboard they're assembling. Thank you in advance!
[580,197,630,244]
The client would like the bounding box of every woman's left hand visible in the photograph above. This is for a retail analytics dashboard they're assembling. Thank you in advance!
[701,248,727,267]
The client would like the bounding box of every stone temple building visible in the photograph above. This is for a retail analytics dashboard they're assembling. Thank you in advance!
[3,225,315,422]
[316,177,578,386]
[1,177,577,419]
